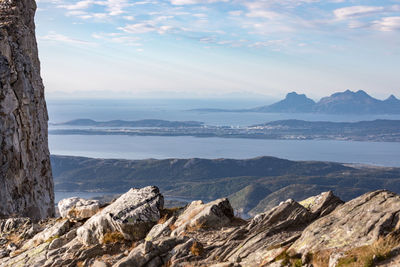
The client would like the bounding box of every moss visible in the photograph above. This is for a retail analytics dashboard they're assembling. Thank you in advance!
[45,235,59,243]
[274,250,302,267]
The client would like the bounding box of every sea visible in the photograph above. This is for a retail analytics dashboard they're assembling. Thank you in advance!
[47,98,400,202]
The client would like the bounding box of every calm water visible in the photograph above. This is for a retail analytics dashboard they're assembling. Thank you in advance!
[49,135,400,167]
[47,98,400,127]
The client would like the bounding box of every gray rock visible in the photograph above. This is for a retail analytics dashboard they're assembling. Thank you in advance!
[58,197,100,221]
[171,198,234,236]
[113,236,188,267]
[290,190,400,255]
[93,260,109,267]
[21,219,71,250]
[145,216,174,242]
[77,186,164,245]
[0,249,9,259]
[0,0,54,221]
[0,217,31,233]
[6,243,16,252]
[298,190,344,218]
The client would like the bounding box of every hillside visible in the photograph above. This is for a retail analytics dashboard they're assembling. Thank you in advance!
[51,155,400,217]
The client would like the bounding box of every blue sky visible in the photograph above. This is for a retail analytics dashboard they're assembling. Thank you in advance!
[36,0,400,100]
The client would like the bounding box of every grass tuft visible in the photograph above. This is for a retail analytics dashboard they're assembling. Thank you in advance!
[190,241,204,257]
[102,231,125,244]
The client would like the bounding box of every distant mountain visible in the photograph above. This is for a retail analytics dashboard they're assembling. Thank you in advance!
[191,90,400,114]
[53,119,204,128]
[313,90,400,114]
[252,92,316,113]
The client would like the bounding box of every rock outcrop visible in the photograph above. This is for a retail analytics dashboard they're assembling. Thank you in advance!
[0,0,54,220]
[3,187,400,267]
[58,197,100,221]
[290,190,400,254]
[77,186,164,245]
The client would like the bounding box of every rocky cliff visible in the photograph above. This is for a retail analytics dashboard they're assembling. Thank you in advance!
[2,187,400,266]
[0,0,54,220]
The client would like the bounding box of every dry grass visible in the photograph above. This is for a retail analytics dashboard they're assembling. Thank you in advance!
[102,231,125,244]
[310,234,400,267]
[186,221,207,232]
[67,208,78,218]
[190,241,204,257]
[336,235,399,267]
[310,249,332,267]
[158,207,182,224]
[6,233,22,245]
[169,224,177,231]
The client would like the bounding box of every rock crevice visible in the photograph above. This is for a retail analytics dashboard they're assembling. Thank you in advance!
[0,0,54,220]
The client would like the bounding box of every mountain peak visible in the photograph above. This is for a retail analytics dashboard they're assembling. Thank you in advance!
[285,91,310,100]
[253,91,315,113]
[386,94,399,101]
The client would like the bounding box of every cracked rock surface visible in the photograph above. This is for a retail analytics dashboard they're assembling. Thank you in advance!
[0,0,54,221]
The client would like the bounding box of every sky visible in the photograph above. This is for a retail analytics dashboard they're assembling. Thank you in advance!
[36,0,400,100]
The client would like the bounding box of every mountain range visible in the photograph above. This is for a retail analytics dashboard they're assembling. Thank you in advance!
[193,90,400,114]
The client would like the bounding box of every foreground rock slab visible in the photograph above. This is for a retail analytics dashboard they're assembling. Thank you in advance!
[77,186,164,245]
[5,188,400,267]
[58,197,100,221]
[291,190,400,255]
[171,198,234,236]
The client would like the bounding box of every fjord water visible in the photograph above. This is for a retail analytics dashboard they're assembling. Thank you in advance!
[48,99,400,167]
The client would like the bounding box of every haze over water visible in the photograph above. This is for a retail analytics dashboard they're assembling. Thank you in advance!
[48,99,400,167]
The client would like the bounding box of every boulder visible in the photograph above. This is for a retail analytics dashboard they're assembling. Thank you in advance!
[113,237,188,267]
[208,199,314,265]
[77,186,164,245]
[0,217,31,233]
[298,190,343,217]
[290,190,400,255]
[58,197,100,221]
[21,219,71,251]
[145,216,174,242]
[171,198,234,236]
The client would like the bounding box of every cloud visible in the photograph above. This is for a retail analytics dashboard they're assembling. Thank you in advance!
[373,17,400,31]
[59,0,130,16]
[119,23,156,34]
[333,6,384,20]
[228,10,243,16]
[59,0,96,10]
[40,32,96,46]
[170,0,228,5]
[118,22,174,34]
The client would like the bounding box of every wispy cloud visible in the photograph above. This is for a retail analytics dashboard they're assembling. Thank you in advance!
[373,16,400,31]
[333,6,384,20]
[170,0,228,5]
[40,32,96,46]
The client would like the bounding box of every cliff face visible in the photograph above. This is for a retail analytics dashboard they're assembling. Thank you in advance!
[0,0,54,220]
